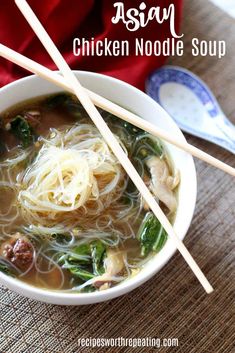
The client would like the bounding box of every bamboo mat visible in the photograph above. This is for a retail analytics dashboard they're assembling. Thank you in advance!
[0,0,234,352]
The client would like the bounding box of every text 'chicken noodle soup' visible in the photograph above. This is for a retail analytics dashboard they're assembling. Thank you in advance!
[0,93,179,293]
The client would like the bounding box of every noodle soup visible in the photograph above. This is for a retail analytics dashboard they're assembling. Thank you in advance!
[0,93,179,293]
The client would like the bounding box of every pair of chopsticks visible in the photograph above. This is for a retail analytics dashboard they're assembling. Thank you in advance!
[3,0,233,294]
[0,46,234,177]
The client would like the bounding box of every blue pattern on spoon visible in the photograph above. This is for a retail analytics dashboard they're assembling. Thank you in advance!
[146,66,235,154]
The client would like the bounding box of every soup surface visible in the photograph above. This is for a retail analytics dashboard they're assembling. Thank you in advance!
[0,93,179,292]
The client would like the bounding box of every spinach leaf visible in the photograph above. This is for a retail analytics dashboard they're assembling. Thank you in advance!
[45,93,71,109]
[134,135,163,161]
[101,110,163,161]
[65,264,95,281]
[51,233,73,244]
[0,262,14,277]
[45,93,85,120]
[81,285,96,293]
[60,240,106,283]
[122,121,144,137]
[101,112,143,140]
[101,111,119,125]
[137,212,168,257]
[69,243,91,265]
[90,241,106,275]
[10,115,35,148]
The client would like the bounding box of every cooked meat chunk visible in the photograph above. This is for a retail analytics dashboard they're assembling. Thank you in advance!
[1,233,33,271]
[94,249,126,290]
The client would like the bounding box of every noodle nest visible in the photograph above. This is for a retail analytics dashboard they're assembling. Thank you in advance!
[17,124,125,227]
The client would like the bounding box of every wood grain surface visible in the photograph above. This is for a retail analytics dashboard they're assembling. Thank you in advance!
[0,0,234,352]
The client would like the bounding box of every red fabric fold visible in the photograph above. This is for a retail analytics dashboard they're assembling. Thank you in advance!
[0,0,183,90]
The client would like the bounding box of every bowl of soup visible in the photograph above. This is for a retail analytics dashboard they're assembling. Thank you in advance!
[0,72,197,305]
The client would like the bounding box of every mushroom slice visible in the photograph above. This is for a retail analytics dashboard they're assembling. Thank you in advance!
[146,156,179,213]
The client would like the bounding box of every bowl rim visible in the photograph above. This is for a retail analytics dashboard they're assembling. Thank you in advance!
[0,71,197,305]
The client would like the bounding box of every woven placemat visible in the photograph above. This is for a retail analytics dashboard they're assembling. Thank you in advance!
[0,0,235,352]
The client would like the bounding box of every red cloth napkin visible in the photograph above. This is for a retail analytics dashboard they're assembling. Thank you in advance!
[0,0,182,90]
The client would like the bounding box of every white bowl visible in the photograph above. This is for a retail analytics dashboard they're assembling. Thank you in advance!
[0,72,197,305]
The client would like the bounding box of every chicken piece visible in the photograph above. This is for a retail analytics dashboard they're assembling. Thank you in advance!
[104,249,125,276]
[146,157,179,213]
[143,174,151,211]
[166,170,180,191]
[0,233,33,271]
[94,249,126,290]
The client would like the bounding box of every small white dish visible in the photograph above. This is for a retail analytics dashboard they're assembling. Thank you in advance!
[0,72,197,305]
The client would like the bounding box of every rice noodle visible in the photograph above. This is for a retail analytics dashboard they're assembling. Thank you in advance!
[0,149,30,168]
[0,117,172,292]
[17,124,125,228]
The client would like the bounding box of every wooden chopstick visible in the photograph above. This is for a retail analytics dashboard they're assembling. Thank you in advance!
[0,44,234,177]
[12,0,213,293]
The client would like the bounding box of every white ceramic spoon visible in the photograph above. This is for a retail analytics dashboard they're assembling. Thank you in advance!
[146,66,235,154]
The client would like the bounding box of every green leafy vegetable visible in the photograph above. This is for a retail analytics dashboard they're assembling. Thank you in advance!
[102,112,144,141]
[134,135,163,161]
[0,262,14,277]
[60,240,106,283]
[67,265,94,281]
[51,233,72,244]
[90,241,106,275]
[122,121,144,137]
[137,212,168,257]
[106,112,163,160]
[10,115,35,148]
[45,93,85,120]
[45,93,71,109]
[69,243,91,264]
[101,111,119,124]
[81,285,96,293]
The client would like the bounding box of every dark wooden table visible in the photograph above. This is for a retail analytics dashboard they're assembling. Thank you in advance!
[0,1,234,352]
